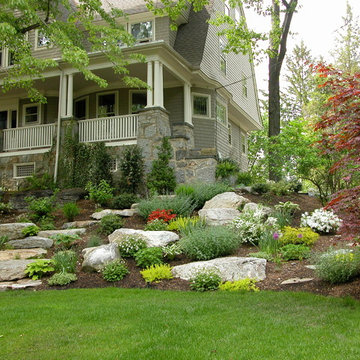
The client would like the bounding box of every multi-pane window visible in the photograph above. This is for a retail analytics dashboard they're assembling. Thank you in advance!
[23,104,40,124]
[219,39,227,74]
[131,21,153,42]
[216,101,227,125]
[0,48,14,67]
[14,163,35,178]
[97,93,116,117]
[109,158,118,172]
[131,91,147,113]
[36,31,51,48]
[193,94,209,117]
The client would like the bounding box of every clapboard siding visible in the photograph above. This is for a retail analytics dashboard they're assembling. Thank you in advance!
[164,87,184,125]
[193,118,216,148]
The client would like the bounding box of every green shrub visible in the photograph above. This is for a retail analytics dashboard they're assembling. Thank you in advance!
[87,235,103,248]
[0,235,9,250]
[52,250,77,273]
[140,264,173,283]
[237,172,253,186]
[111,193,138,210]
[280,244,311,261]
[62,202,80,222]
[118,145,145,194]
[215,159,239,179]
[175,183,230,209]
[315,249,360,284]
[279,227,319,246]
[135,247,163,268]
[144,219,168,231]
[86,179,114,206]
[147,137,177,194]
[167,216,206,236]
[51,233,81,249]
[288,180,302,193]
[162,243,183,260]
[251,183,270,194]
[25,194,56,221]
[117,235,147,257]
[0,202,13,215]
[21,172,56,191]
[180,227,240,261]
[138,196,196,220]
[38,217,56,230]
[102,260,129,282]
[25,259,55,280]
[22,225,40,237]
[190,268,221,292]
[219,279,260,292]
[269,181,291,195]
[48,272,77,286]
[99,214,124,235]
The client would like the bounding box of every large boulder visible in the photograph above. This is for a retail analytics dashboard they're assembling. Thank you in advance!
[0,248,47,261]
[91,209,135,220]
[198,208,241,226]
[38,228,86,238]
[8,237,53,249]
[109,228,179,247]
[172,257,267,281]
[202,192,249,210]
[82,243,120,272]
[0,259,39,281]
[0,223,36,240]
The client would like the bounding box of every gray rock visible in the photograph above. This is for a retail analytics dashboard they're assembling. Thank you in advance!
[202,192,249,210]
[0,223,36,240]
[38,228,86,238]
[172,257,267,281]
[0,259,42,281]
[0,279,42,291]
[0,248,47,261]
[91,209,135,220]
[304,265,317,270]
[198,208,241,226]
[62,220,99,229]
[109,228,179,247]
[8,237,53,249]
[281,278,313,285]
[82,243,120,272]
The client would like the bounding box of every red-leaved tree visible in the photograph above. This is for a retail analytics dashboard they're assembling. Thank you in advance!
[314,64,360,239]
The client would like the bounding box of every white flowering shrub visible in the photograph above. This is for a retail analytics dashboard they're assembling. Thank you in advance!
[300,208,342,234]
[117,235,147,257]
[231,207,281,244]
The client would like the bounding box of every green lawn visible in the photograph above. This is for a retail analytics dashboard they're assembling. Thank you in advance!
[1,289,360,360]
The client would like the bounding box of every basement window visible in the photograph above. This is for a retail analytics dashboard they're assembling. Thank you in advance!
[14,163,35,178]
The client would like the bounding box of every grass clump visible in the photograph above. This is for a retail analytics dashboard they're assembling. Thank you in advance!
[62,202,80,222]
[135,247,163,268]
[48,272,77,286]
[99,214,124,235]
[87,235,103,248]
[52,250,77,273]
[167,216,206,236]
[219,279,259,292]
[179,226,240,260]
[117,235,147,257]
[0,235,9,250]
[102,260,129,282]
[140,264,173,283]
[190,268,221,292]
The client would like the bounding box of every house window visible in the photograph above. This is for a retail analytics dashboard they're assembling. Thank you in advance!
[130,91,147,113]
[0,111,7,130]
[131,21,153,43]
[23,104,40,125]
[241,133,247,154]
[216,101,227,125]
[109,158,117,172]
[219,39,227,74]
[97,92,117,118]
[74,97,88,120]
[192,94,210,117]
[242,73,248,98]
[224,0,231,16]
[14,163,35,178]
[36,30,51,49]
[228,123,232,145]
[0,48,14,67]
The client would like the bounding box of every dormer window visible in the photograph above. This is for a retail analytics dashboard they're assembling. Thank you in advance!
[131,21,153,43]
[35,30,51,49]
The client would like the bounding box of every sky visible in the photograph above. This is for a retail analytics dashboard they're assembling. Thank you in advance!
[245,0,360,92]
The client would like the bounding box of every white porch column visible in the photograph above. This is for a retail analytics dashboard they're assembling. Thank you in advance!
[184,82,192,125]
[60,74,67,117]
[154,60,164,108]
[146,61,153,107]
[66,73,73,117]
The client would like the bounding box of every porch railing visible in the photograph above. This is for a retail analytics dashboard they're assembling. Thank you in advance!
[78,114,138,143]
[3,123,56,152]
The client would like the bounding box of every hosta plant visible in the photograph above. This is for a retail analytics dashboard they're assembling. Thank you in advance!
[25,259,55,280]
[102,260,129,282]
[300,208,342,234]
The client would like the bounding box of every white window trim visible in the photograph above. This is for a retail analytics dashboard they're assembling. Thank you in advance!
[224,0,231,16]
[192,92,211,118]
[96,91,119,118]
[129,89,147,114]
[23,103,41,126]
[34,29,52,51]
[216,99,228,126]
[219,38,227,75]
[0,108,18,129]
[130,20,154,43]
[74,96,89,120]
[13,162,36,179]
[242,72,248,98]
[228,123,232,145]
[0,48,14,68]
[110,158,118,172]
[235,8,241,22]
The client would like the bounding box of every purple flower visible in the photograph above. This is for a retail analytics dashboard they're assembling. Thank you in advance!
[297,233,303,238]
[273,232,279,240]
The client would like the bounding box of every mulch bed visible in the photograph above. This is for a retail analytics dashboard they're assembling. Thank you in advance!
[3,191,360,299]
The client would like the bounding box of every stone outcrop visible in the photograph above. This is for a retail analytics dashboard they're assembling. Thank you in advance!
[0,279,42,291]
[0,259,38,281]
[202,192,249,210]
[38,228,86,238]
[0,223,36,240]
[198,208,241,226]
[81,243,121,272]
[91,209,135,220]
[62,220,99,229]
[0,248,47,261]
[8,237,53,249]
[108,228,179,248]
[172,257,267,281]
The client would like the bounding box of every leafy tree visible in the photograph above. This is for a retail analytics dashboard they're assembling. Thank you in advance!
[0,0,146,102]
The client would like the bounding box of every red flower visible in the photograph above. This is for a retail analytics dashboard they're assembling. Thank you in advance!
[148,209,176,223]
